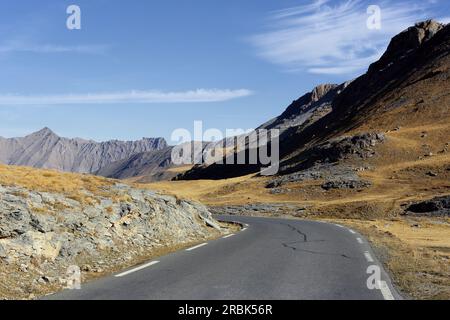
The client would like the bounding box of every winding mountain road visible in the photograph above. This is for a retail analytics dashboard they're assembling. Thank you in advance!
[46,215,401,300]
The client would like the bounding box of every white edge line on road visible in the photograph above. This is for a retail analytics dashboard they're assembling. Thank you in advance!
[115,261,160,278]
[377,280,395,300]
[186,242,208,251]
[223,234,235,239]
[364,251,374,263]
[309,220,396,300]
[242,227,248,231]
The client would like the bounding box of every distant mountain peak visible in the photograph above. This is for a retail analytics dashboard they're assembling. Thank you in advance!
[27,127,59,141]
[35,127,56,135]
[27,128,167,146]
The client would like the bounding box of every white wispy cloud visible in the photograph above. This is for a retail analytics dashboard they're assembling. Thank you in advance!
[0,89,253,105]
[0,41,108,55]
[250,0,443,75]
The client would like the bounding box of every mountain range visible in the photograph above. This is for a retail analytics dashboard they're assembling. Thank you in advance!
[0,127,167,174]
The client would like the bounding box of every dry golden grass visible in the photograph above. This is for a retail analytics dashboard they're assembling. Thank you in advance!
[165,165,194,173]
[145,174,276,205]
[111,194,132,203]
[0,164,116,205]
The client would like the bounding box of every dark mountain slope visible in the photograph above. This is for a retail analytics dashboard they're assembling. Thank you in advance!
[176,20,450,180]
[278,20,449,174]
[95,147,175,182]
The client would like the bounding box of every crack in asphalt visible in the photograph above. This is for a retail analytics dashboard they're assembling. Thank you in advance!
[280,223,353,260]
[281,223,308,242]
[282,243,352,259]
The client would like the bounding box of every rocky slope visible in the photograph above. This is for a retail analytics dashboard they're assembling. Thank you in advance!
[259,82,349,132]
[0,165,223,299]
[0,128,167,174]
[96,147,175,181]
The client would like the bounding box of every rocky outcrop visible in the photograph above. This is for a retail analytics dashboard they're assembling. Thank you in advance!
[0,183,222,299]
[404,196,450,216]
[266,163,373,191]
[0,128,167,174]
[278,132,385,175]
[369,20,445,73]
[259,82,350,132]
[321,179,372,191]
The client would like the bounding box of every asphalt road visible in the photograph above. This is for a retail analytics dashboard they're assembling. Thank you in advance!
[46,215,401,300]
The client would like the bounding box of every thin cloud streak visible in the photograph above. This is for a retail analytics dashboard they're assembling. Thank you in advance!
[0,42,108,55]
[250,0,440,75]
[0,89,254,105]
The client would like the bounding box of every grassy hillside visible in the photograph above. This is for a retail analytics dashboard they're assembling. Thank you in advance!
[0,164,116,206]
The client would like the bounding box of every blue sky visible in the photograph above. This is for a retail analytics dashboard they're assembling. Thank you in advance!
[0,0,448,143]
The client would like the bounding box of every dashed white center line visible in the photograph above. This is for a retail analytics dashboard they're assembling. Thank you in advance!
[242,227,248,231]
[349,229,356,234]
[357,238,364,244]
[377,280,395,300]
[223,234,235,239]
[186,242,208,251]
[364,251,374,263]
[115,261,160,278]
